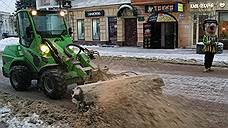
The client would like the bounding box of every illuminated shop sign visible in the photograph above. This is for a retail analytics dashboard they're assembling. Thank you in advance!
[190,3,214,9]
[85,10,105,17]
[190,2,227,9]
[145,3,183,13]
[177,3,183,12]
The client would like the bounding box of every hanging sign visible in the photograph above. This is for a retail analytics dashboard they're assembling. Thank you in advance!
[147,12,158,23]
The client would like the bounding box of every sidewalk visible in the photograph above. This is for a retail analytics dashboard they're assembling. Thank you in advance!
[83,46,228,67]
[1,46,228,67]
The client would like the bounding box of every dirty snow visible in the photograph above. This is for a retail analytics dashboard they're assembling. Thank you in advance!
[0,104,69,128]
[0,37,19,52]
[0,105,46,128]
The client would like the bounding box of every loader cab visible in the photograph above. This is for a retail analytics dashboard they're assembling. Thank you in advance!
[31,10,68,38]
[15,9,70,71]
[16,10,69,44]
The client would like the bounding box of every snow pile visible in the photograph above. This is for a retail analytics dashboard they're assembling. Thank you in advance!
[0,37,19,52]
[71,0,130,8]
[0,106,11,123]
[7,113,46,128]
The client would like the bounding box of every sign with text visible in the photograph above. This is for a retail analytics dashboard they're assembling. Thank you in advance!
[190,3,214,9]
[145,4,174,13]
[85,10,105,17]
[177,3,183,12]
[145,3,184,13]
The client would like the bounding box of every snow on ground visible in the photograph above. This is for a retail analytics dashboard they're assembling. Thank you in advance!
[0,37,19,52]
[0,105,46,128]
[0,104,69,128]
[83,46,228,67]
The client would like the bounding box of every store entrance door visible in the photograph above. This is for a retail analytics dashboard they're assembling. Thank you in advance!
[125,18,137,46]
[163,22,177,49]
[144,13,178,49]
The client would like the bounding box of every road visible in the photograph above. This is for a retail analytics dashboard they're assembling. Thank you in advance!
[0,56,228,104]
[0,56,227,127]
[95,57,228,127]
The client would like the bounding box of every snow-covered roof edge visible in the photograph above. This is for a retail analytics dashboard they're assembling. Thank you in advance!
[71,0,131,9]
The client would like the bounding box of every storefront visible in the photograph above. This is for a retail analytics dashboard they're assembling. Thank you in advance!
[132,0,191,49]
[190,0,228,49]
[69,0,140,46]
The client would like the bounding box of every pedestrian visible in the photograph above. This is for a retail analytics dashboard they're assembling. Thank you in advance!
[203,19,218,72]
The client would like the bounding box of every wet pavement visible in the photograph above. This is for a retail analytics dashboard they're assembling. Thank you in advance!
[95,57,228,106]
[161,74,228,104]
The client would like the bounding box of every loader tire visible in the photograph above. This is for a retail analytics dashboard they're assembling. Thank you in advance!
[40,69,66,99]
[10,65,31,91]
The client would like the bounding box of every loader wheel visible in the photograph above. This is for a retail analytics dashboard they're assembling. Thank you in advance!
[40,69,66,99]
[10,65,31,91]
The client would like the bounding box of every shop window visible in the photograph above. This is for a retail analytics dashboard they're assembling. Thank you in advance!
[92,18,100,40]
[219,12,228,40]
[77,19,85,40]
[198,15,208,42]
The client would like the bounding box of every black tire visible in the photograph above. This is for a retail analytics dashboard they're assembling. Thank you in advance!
[9,65,31,91]
[40,69,66,99]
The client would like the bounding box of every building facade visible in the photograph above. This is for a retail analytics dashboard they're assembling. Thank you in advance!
[0,11,16,39]
[36,0,59,10]
[132,0,191,49]
[69,0,142,46]
[189,0,228,49]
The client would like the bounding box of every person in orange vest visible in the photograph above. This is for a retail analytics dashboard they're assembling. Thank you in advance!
[203,19,218,72]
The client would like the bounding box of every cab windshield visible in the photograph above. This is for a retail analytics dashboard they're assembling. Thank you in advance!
[32,11,67,38]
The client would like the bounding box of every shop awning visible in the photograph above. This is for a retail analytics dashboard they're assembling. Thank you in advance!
[117,4,137,17]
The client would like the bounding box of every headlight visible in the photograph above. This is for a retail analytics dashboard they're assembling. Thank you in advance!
[60,10,65,17]
[31,10,37,16]
[40,44,50,54]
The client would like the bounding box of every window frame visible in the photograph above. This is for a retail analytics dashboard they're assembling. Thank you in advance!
[77,19,85,40]
[92,18,100,40]
[17,11,33,48]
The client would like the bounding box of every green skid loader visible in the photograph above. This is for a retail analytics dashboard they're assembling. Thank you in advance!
[2,9,99,99]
